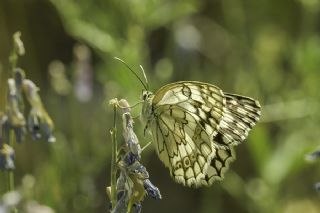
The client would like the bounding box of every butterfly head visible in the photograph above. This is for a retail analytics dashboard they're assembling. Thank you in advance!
[141,90,153,101]
[141,90,154,128]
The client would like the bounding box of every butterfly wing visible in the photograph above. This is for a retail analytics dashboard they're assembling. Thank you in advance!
[204,146,235,185]
[204,92,261,185]
[149,82,223,187]
[151,103,217,187]
[148,81,260,187]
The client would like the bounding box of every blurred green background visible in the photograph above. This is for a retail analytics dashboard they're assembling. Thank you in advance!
[1,0,320,212]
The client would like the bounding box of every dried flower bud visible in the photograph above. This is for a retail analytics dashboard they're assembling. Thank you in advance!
[118,99,130,111]
[73,44,93,102]
[124,152,140,166]
[143,179,162,200]
[127,161,149,180]
[7,79,26,128]
[2,191,21,207]
[109,98,118,106]
[132,203,142,213]
[0,144,15,170]
[14,68,26,90]
[122,113,141,159]
[13,31,25,56]
[0,113,7,143]
[109,98,161,213]
[23,79,55,143]
[6,77,26,143]
[48,60,72,96]
[305,149,320,162]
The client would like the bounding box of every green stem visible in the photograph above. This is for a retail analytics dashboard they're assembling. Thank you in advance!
[9,52,17,74]
[7,32,17,193]
[110,104,118,209]
[8,131,17,213]
[8,168,14,193]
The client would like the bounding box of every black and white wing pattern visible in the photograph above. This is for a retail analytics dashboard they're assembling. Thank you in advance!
[144,81,261,187]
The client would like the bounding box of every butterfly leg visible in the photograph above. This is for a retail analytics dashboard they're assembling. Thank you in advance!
[141,141,152,152]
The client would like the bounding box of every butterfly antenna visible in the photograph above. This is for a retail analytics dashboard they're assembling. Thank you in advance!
[117,100,144,110]
[139,65,149,90]
[114,57,148,91]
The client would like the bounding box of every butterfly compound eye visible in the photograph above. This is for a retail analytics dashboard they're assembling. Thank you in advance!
[142,91,148,100]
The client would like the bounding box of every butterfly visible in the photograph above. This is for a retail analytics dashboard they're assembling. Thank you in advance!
[140,81,261,188]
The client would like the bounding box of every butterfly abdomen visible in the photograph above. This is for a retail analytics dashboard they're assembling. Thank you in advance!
[215,93,261,147]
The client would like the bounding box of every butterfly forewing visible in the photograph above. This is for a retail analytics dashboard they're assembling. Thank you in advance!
[143,81,261,187]
[216,93,261,147]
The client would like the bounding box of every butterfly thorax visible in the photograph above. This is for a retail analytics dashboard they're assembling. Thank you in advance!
[140,91,155,132]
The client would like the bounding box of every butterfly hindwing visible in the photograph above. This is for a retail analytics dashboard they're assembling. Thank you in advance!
[204,146,236,185]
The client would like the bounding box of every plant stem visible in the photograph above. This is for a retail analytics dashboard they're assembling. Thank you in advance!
[110,103,118,209]
[7,31,17,193]
[8,130,17,213]
[9,52,17,75]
